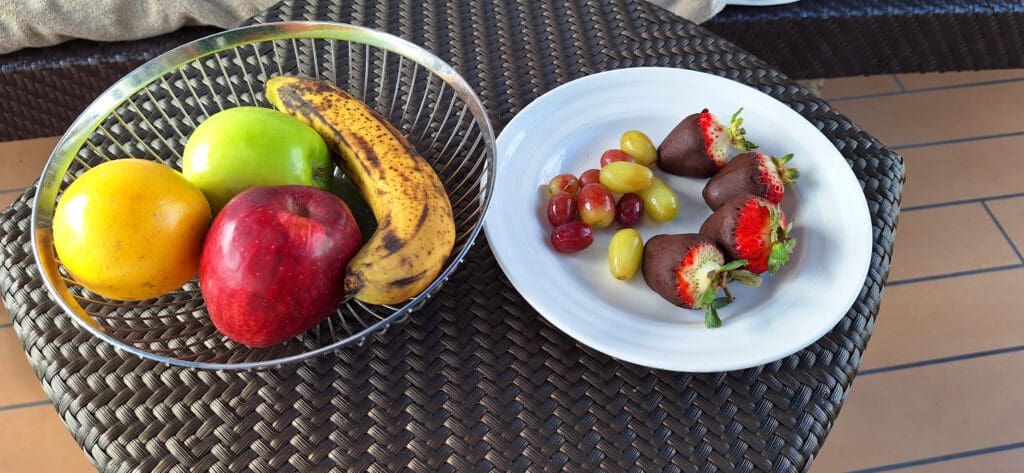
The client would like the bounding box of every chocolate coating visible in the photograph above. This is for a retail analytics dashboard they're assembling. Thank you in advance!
[702,152,767,210]
[642,233,715,308]
[657,112,719,178]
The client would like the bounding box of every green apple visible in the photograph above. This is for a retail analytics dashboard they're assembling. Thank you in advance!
[182,106,332,213]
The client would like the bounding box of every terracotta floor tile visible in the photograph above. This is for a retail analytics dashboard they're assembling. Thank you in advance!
[899,446,1024,473]
[811,351,1024,471]
[901,134,1024,208]
[832,81,1024,147]
[796,79,825,97]
[986,197,1024,253]
[0,329,45,406]
[861,268,1024,371]
[0,189,22,211]
[819,75,901,99]
[0,136,58,191]
[897,69,1024,90]
[888,204,1018,282]
[0,405,94,472]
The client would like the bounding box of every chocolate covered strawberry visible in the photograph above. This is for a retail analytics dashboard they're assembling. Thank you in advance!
[703,152,799,210]
[642,233,761,328]
[657,108,757,178]
[699,194,796,274]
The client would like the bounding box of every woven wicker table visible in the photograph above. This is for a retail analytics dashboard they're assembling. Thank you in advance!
[0,0,903,471]
[705,0,1024,79]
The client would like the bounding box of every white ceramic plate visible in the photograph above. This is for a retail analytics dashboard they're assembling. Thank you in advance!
[483,67,872,372]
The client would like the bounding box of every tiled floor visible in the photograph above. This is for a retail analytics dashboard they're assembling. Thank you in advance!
[2,69,1024,471]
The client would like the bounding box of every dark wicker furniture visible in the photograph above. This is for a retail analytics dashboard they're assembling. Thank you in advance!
[0,1,903,471]
[706,0,1024,79]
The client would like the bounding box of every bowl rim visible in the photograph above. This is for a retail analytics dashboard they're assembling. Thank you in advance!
[30,21,497,370]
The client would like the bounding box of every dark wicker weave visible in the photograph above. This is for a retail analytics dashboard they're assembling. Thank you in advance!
[705,0,1024,79]
[0,27,219,142]
[0,1,903,471]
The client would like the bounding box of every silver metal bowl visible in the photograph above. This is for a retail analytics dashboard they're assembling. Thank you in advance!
[31,22,496,370]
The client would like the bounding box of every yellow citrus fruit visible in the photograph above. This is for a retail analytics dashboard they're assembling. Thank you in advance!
[52,158,212,300]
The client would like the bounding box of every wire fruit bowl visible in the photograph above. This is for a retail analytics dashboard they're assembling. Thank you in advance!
[30,22,496,370]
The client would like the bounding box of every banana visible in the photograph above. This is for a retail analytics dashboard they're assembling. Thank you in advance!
[265,76,455,305]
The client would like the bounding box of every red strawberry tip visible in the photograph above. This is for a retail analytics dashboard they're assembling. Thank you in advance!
[727,108,758,151]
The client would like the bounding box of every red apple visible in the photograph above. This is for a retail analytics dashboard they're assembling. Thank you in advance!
[199,185,363,347]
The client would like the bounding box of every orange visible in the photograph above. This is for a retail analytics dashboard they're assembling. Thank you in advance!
[52,158,212,300]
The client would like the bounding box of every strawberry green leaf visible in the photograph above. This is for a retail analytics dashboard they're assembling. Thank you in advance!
[774,153,794,166]
[780,167,800,184]
[768,238,796,273]
[765,204,784,242]
[727,108,758,151]
[698,285,717,309]
[704,287,735,328]
[731,270,763,287]
[712,297,731,309]
[730,108,744,123]
[721,284,734,303]
[704,306,723,328]
[772,154,799,183]
[775,227,795,246]
[719,259,748,272]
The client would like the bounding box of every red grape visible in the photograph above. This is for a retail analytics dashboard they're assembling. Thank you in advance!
[578,168,601,187]
[547,173,580,196]
[550,221,593,253]
[600,149,634,167]
[615,193,644,227]
[577,183,616,228]
[547,191,576,226]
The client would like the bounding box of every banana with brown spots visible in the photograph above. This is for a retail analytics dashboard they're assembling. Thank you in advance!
[266,76,455,305]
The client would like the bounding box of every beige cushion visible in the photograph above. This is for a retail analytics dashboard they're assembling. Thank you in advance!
[0,0,727,56]
[0,0,277,55]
